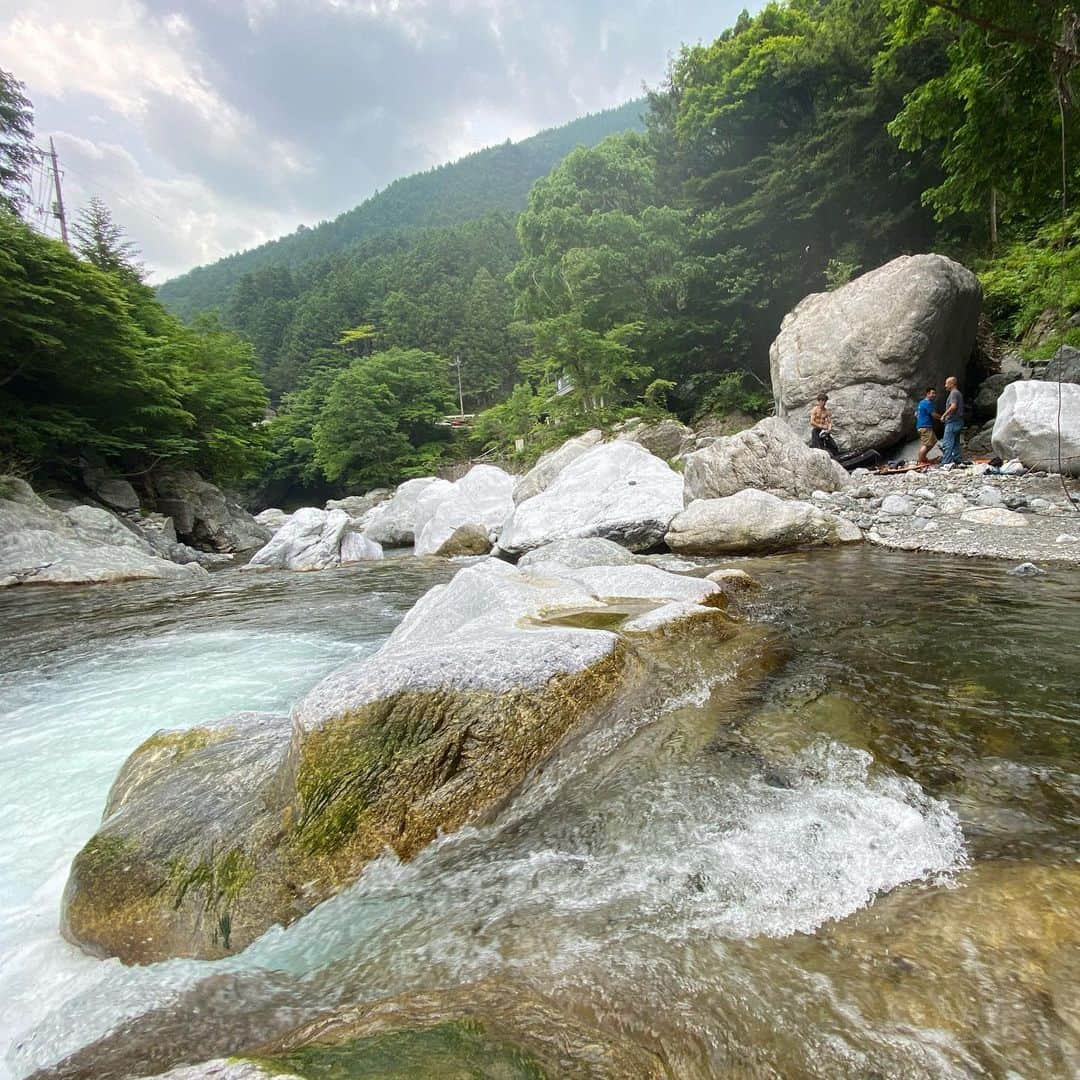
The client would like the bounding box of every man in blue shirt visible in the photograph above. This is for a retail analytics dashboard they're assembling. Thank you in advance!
[939,375,965,465]
[915,386,939,465]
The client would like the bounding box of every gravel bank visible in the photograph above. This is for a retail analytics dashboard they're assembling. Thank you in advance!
[809,466,1080,566]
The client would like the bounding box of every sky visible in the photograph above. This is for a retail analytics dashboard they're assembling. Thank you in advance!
[0,1,758,282]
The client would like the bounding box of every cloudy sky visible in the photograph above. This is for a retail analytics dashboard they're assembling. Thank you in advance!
[0,1,758,281]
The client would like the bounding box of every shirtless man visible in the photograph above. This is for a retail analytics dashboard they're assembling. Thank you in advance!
[809,394,839,456]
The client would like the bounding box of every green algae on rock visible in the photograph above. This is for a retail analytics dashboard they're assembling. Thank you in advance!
[61,558,751,965]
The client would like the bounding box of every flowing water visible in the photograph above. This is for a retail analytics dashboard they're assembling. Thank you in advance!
[0,550,1077,1078]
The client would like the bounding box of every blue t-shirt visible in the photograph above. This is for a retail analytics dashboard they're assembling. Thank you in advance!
[915,397,935,429]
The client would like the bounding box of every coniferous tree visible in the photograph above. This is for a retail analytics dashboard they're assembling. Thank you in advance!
[0,68,35,216]
[73,196,145,280]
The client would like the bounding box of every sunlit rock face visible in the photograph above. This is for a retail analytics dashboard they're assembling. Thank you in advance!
[993,380,1080,475]
[413,465,514,557]
[61,557,743,964]
[512,429,603,505]
[361,477,453,547]
[244,508,383,572]
[0,478,206,588]
[771,254,981,453]
[682,417,850,502]
[498,441,685,556]
[666,490,863,555]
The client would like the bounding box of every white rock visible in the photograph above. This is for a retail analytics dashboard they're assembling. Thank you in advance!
[706,568,761,592]
[1001,459,1026,475]
[498,441,684,555]
[913,487,936,501]
[0,479,206,588]
[325,489,392,518]
[513,430,603,504]
[959,507,1030,528]
[665,490,863,555]
[939,493,969,515]
[414,465,515,558]
[254,508,290,533]
[517,537,636,571]
[771,254,981,452]
[993,381,1080,475]
[361,477,453,546]
[1056,533,1079,543]
[881,494,915,516]
[682,417,850,502]
[622,602,719,633]
[1007,562,1045,577]
[245,508,384,571]
[914,503,938,518]
[975,485,1004,507]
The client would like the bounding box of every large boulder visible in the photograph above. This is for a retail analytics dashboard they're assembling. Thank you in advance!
[1039,344,1080,384]
[498,441,685,555]
[517,536,637,572]
[413,465,514,557]
[253,508,290,533]
[992,380,1080,475]
[244,508,383,571]
[324,489,392,519]
[771,254,981,452]
[974,372,1023,421]
[0,478,207,588]
[361,477,453,547]
[81,466,141,513]
[153,471,270,553]
[616,418,693,460]
[512,429,603,504]
[666,489,863,555]
[682,416,850,502]
[62,557,742,963]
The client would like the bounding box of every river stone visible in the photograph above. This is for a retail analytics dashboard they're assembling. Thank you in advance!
[245,508,383,571]
[974,372,1023,420]
[1039,344,1080,384]
[666,490,864,555]
[960,506,1030,528]
[413,465,514,557]
[706,568,762,592]
[517,537,637,571]
[771,254,981,453]
[154,471,269,553]
[992,380,1080,475]
[617,418,693,460]
[361,477,453,546]
[512,429,603,504]
[253,507,289,533]
[1008,562,1046,576]
[65,557,741,964]
[682,417,850,502]
[975,485,1004,508]
[61,712,300,964]
[939,493,969,515]
[81,466,141,513]
[324,489,392,518]
[0,478,206,589]
[881,494,915,516]
[498,441,684,555]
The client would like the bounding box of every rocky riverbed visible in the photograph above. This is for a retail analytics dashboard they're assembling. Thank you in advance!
[812,466,1080,565]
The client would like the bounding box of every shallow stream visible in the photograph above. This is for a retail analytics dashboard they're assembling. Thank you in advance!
[1,550,1077,1077]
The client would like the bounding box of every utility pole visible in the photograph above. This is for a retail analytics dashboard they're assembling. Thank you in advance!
[452,356,465,416]
[48,138,69,247]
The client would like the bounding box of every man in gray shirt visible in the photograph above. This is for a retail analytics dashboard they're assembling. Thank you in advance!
[940,375,964,465]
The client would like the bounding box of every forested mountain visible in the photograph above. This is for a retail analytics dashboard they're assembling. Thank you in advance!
[157,100,646,321]
[4,1,1078,502]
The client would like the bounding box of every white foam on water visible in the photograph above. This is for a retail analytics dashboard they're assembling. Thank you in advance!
[0,627,369,1074]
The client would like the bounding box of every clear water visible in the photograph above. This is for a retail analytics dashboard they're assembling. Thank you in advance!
[1,549,1077,1078]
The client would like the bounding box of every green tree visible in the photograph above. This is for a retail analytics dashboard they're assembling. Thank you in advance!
[0,68,34,216]
[312,347,453,486]
[72,196,144,279]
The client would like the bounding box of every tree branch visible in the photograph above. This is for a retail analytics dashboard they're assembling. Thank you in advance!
[924,1,1078,60]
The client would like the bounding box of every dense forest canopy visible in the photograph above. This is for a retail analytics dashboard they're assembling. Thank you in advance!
[3,0,1080,501]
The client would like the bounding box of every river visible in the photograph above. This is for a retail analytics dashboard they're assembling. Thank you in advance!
[1,550,1077,1077]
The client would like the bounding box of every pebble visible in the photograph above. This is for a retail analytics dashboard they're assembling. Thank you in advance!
[1007,562,1046,576]
[881,494,914,516]
[1056,533,1079,544]
[975,486,1004,508]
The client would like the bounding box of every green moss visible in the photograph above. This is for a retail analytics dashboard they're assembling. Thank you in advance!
[248,1021,548,1079]
[167,847,255,948]
[138,727,222,762]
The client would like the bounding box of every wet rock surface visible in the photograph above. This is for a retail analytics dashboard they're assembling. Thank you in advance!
[245,508,383,571]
